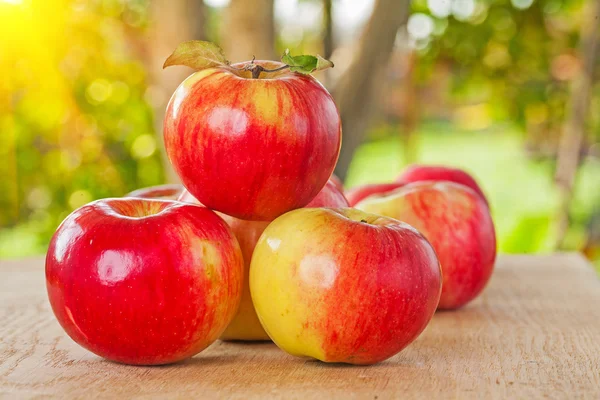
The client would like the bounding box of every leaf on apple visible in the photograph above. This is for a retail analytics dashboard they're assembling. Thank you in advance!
[281,49,334,74]
[163,40,230,70]
[315,55,334,71]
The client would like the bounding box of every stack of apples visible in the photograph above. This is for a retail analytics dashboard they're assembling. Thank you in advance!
[45,41,496,366]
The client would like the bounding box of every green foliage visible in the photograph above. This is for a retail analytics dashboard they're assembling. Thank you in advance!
[163,40,229,70]
[0,0,163,257]
[501,214,553,253]
[346,121,600,260]
[1,0,598,268]
[280,49,334,74]
[413,0,598,142]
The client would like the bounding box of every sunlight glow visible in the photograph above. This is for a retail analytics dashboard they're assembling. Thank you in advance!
[204,0,229,8]
[408,13,435,40]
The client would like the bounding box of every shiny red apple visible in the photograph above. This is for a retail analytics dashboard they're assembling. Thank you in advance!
[355,181,496,310]
[45,198,244,365]
[178,180,349,341]
[250,208,442,364]
[397,164,488,205]
[345,182,406,206]
[164,61,342,221]
[126,184,184,200]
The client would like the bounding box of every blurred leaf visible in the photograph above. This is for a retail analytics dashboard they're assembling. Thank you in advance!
[316,55,334,71]
[502,214,553,253]
[281,49,333,74]
[163,40,229,70]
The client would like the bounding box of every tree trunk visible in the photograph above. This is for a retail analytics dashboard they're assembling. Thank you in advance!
[322,0,333,59]
[554,0,600,248]
[146,0,206,183]
[400,50,420,165]
[333,0,411,181]
[221,0,276,63]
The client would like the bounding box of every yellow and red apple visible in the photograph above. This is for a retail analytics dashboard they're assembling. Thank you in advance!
[356,181,496,310]
[178,179,349,341]
[250,208,442,364]
[397,164,488,205]
[345,182,406,206]
[45,198,244,365]
[164,61,342,221]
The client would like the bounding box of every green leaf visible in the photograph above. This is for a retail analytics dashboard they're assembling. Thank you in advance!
[316,55,334,71]
[281,49,334,74]
[163,40,229,70]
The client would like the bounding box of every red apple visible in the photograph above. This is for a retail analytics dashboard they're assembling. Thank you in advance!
[45,198,244,365]
[164,61,342,221]
[126,184,184,200]
[355,181,496,310]
[250,208,442,364]
[328,174,344,192]
[397,164,488,205]
[345,182,406,206]
[306,180,349,208]
[178,180,349,341]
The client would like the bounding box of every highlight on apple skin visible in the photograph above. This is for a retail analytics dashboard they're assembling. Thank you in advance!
[126,184,184,200]
[164,61,342,221]
[249,207,442,365]
[397,164,488,205]
[328,173,344,193]
[345,182,406,206]
[355,181,497,310]
[45,198,244,365]
[178,179,349,341]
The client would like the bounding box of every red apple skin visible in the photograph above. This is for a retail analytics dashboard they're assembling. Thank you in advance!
[397,164,488,205]
[177,181,349,341]
[164,61,342,221]
[345,182,406,206]
[328,174,344,193]
[355,181,496,310]
[126,184,184,200]
[306,180,349,208]
[45,198,244,365]
[250,208,442,365]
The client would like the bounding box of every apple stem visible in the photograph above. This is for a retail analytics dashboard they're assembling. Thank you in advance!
[229,58,292,79]
[247,64,290,79]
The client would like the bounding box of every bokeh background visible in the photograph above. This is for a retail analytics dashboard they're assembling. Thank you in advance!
[1,0,599,270]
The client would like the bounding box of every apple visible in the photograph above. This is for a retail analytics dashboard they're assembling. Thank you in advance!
[126,184,184,200]
[307,180,349,208]
[355,181,496,310]
[45,198,244,365]
[178,180,349,341]
[397,164,488,205]
[345,182,406,206]
[249,208,442,364]
[217,216,271,340]
[164,61,342,221]
[328,174,344,193]
[178,189,271,341]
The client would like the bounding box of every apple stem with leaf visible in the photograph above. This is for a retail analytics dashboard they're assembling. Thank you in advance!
[163,41,334,78]
[243,61,290,79]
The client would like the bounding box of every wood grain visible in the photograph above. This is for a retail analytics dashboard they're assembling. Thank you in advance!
[1,254,599,399]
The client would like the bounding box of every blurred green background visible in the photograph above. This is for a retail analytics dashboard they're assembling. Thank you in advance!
[1,0,599,270]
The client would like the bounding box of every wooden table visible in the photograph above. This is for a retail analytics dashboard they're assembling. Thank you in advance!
[1,254,599,399]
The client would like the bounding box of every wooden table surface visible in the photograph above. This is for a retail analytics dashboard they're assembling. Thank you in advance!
[1,254,599,399]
